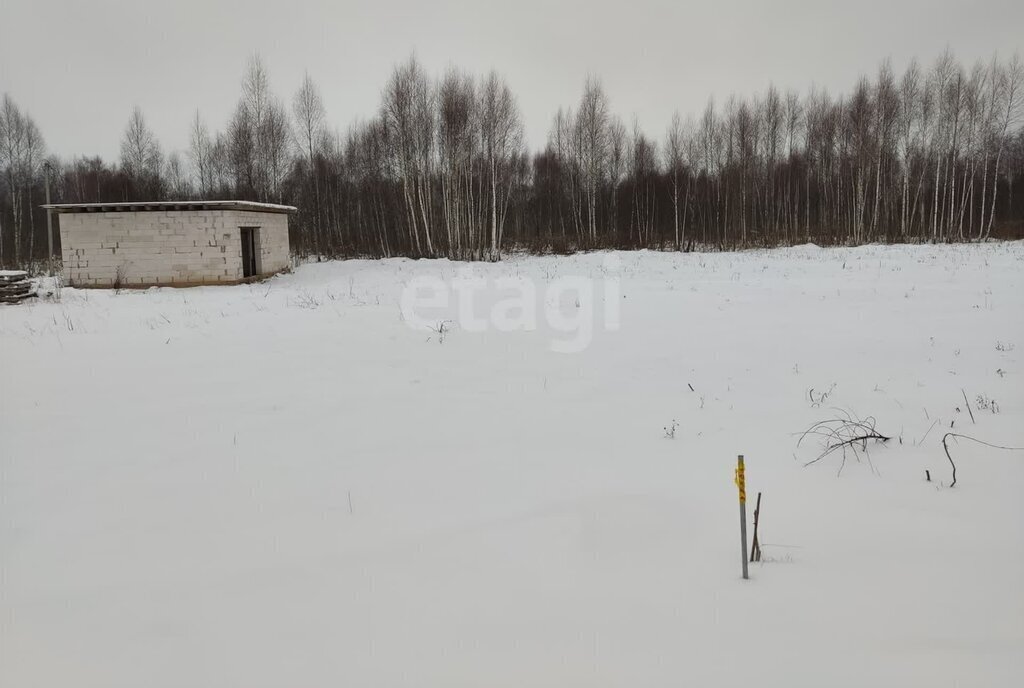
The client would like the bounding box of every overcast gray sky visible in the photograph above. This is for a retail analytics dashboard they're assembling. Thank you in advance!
[1,0,1022,161]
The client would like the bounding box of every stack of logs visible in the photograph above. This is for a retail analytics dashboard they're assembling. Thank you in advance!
[0,270,36,304]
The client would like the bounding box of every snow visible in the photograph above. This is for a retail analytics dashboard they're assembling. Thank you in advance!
[2,243,1022,687]
[41,200,297,213]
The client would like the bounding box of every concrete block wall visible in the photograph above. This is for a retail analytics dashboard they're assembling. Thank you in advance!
[59,209,291,287]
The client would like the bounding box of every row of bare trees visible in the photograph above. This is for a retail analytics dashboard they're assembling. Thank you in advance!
[189,56,291,204]
[335,57,527,259]
[533,51,1024,251]
[2,51,1022,267]
[0,94,48,267]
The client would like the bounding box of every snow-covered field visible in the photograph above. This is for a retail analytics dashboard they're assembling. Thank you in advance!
[2,243,1023,687]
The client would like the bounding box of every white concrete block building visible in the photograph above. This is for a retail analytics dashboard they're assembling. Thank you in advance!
[44,201,296,287]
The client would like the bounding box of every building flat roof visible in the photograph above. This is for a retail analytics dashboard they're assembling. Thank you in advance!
[41,200,297,214]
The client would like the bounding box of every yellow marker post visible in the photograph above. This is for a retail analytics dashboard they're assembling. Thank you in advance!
[736,455,749,580]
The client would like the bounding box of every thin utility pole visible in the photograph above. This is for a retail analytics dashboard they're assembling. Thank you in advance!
[44,160,53,270]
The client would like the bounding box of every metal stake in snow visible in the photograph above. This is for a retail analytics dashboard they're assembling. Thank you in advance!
[735,455,749,580]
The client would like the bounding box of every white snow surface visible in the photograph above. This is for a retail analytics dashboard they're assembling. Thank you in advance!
[2,243,1023,687]
[42,200,297,213]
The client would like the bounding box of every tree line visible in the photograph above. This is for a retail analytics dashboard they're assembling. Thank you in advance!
[1,50,1022,268]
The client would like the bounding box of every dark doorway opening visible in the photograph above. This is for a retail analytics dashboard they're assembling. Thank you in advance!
[240,227,259,278]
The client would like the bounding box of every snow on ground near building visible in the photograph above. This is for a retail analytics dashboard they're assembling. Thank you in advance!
[2,243,1022,687]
